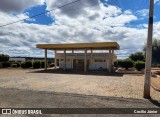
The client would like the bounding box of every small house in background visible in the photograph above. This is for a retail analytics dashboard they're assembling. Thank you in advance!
[9,57,53,63]
[9,57,25,63]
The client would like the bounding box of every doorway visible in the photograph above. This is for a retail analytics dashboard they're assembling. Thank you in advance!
[73,59,89,71]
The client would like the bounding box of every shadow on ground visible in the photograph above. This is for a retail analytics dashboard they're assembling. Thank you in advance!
[28,69,124,77]
[0,87,158,108]
[149,99,160,108]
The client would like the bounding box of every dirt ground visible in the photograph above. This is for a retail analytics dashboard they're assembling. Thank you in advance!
[0,68,160,116]
[0,68,159,101]
[151,68,160,91]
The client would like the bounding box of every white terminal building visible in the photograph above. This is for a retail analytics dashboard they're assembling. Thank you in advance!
[36,42,120,72]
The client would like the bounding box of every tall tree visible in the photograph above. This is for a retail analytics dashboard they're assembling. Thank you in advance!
[129,52,145,61]
[143,39,160,65]
[0,54,10,62]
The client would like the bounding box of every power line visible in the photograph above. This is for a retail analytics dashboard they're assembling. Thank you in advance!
[0,0,81,28]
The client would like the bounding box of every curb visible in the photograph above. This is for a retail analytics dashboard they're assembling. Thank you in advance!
[151,83,160,92]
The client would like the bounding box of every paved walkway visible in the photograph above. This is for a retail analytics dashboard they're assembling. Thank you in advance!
[0,87,159,117]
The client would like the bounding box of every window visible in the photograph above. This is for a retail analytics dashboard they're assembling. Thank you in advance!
[60,59,70,62]
[67,59,70,62]
[95,59,106,62]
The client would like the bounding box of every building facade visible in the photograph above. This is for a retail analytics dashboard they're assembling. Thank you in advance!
[36,42,120,72]
[56,52,117,71]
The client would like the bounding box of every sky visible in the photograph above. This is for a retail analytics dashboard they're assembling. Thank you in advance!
[0,0,160,59]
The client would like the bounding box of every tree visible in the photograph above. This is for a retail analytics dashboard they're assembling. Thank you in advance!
[114,59,123,68]
[129,52,145,61]
[33,61,41,69]
[0,54,9,62]
[134,61,145,71]
[25,61,32,68]
[121,59,134,70]
[143,39,160,65]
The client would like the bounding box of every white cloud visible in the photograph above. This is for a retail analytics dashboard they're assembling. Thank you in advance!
[46,0,99,18]
[0,0,157,59]
[0,12,31,26]
[0,0,44,13]
[155,0,160,4]
[153,22,160,39]
[136,9,149,17]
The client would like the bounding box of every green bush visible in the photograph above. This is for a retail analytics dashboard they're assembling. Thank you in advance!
[41,61,45,68]
[134,61,145,71]
[33,61,41,69]
[21,61,32,68]
[21,62,26,68]
[157,64,160,68]
[121,59,134,70]
[114,60,123,68]
[0,54,9,62]
[2,61,11,68]
[25,61,32,68]
[129,52,145,61]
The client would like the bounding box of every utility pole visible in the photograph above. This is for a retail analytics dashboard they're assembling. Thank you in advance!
[144,0,154,99]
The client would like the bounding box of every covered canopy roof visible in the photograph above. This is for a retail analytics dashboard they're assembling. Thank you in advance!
[36,42,120,50]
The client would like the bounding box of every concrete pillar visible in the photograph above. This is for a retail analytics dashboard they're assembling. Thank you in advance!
[71,49,74,69]
[84,48,87,72]
[112,50,114,54]
[90,49,93,70]
[71,58,73,69]
[91,50,93,54]
[144,0,154,99]
[64,49,66,71]
[32,59,34,67]
[109,49,112,72]
[90,49,93,60]
[111,49,114,60]
[45,49,47,70]
[55,50,57,69]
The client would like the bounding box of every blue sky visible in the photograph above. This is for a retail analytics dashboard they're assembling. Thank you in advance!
[24,0,151,26]
[0,0,160,58]
[24,3,54,25]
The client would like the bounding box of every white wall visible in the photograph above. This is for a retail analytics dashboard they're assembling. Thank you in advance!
[59,60,72,69]
[89,63,107,70]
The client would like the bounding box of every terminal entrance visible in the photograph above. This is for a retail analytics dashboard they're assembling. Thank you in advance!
[37,42,119,72]
[73,59,89,71]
